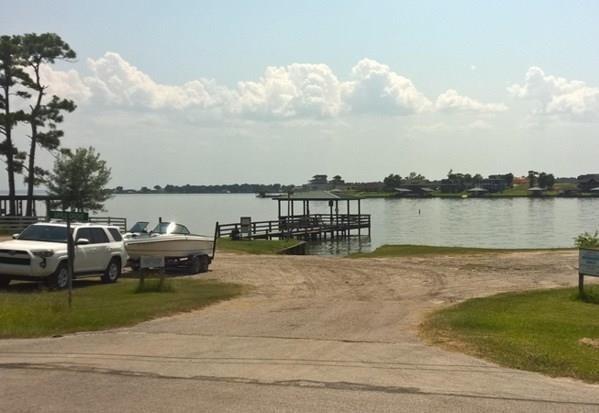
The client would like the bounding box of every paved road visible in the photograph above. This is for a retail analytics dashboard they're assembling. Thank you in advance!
[1,251,599,412]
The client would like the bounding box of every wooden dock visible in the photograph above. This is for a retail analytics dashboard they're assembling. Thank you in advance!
[216,213,370,241]
[217,190,371,241]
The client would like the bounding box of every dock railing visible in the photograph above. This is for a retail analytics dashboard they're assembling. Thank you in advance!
[216,213,370,240]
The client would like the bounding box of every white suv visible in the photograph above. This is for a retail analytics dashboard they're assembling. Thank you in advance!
[0,222,127,289]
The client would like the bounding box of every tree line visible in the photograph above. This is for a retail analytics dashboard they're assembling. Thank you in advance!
[114,183,292,194]
[382,170,557,192]
[1,33,110,214]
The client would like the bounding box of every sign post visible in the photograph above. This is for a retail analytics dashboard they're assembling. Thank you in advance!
[578,248,599,295]
[67,217,73,307]
[240,216,252,239]
[48,210,89,308]
[139,255,166,290]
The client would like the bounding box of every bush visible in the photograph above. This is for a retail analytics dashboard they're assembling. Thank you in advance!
[574,231,599,248]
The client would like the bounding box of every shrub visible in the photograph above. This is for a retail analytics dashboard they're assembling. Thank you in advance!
[574,231,599,249]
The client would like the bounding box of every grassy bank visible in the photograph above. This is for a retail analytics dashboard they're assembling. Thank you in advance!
[350,244,571,258]
[0,278,243,338]
[422,287,599,383]
[217,238,301,254]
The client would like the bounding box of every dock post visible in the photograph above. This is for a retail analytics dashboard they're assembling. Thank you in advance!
[358,199,361,237]
[347,199,350,238]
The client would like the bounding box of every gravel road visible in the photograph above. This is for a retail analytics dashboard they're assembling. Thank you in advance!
[1,251,598,412]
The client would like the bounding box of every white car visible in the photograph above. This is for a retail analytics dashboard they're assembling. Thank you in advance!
[0,222,127,289]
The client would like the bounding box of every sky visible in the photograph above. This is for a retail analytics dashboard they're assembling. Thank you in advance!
[2,0,599,188]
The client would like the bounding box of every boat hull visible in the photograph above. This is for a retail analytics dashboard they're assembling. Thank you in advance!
[125,235,214,258]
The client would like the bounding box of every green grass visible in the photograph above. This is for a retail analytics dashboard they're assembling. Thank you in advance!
[217,238,302,254]
[0,278,243,338]
[422,286,599,382]
[350,244,572,258]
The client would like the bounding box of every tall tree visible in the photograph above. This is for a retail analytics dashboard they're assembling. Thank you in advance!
[330,175,344,186]
[46,147,111,212]
[0,35,28,215]
[504,173,514,188]
[538,172,555,189]
[406,171,426,183]
[20,33,76,216]
[527,170,537,188]
[383,173,402,190]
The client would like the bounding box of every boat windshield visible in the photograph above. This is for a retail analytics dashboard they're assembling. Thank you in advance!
[151,222,190,235]
[129,221,149,233]
[18,225,69,243]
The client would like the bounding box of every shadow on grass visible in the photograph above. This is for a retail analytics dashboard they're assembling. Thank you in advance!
[576,285,599,304]
[134,278,175,293]
[3,279,105,294]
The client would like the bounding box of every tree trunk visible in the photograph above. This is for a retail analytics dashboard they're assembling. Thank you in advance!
[3,83,16,216]
[25,125,36,216]
[26,65,44,217]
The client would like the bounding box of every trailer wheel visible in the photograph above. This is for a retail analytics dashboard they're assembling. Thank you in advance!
[200,255,210,272]
[190,255,202,274]
[0,275,11,288]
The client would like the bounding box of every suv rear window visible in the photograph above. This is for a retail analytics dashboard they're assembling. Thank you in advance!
[108,228,122,241]
[19,225,68,243]
[90,228,110,244]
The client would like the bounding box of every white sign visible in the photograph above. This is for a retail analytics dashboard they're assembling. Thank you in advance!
[140,255,165,269]
[579,249,599,277]
[240,216,252,235]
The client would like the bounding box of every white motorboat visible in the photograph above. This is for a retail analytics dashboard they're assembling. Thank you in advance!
[124,222,214,258]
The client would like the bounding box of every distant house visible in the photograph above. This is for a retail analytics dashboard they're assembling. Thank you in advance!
[393,184,434,197]
[439,179,467,193]
[351,181,385,192]
[440,174,510,194]
[480,178,508,193]
[577,174,599,192]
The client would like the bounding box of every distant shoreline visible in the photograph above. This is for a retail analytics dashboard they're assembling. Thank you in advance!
[111,192,598,199]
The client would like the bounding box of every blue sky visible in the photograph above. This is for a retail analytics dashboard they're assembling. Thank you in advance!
[2,1,599,186]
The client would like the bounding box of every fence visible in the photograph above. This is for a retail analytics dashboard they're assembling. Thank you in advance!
[0,216,128,233]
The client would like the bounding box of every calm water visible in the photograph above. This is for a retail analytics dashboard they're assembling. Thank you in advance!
[93,194,599,254]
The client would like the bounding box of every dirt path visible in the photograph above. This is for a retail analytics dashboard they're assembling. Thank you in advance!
[1,251,599,412]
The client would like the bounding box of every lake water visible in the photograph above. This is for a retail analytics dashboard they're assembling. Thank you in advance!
[93,194,599,254]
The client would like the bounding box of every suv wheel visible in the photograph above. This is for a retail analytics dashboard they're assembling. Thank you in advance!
[48,263,69,289]
[102,258,121,283]
[0,275,11,288]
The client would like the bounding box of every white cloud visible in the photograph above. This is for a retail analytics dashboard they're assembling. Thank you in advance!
[38,65,92,103]
[33,52,512,121]
[508,66,599,121]
[233,63,343,118]
[85,52,228,110]
[342,58,432,114]
[435,89,507,113]
[467,119,492,130]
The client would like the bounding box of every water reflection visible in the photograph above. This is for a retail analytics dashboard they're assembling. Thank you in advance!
[99,194,599,254]
[305,236,372,255]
